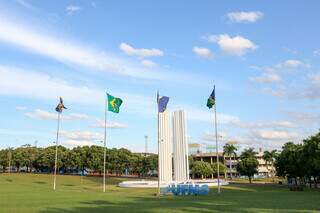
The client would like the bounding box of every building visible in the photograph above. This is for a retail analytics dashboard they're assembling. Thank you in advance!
[255,148,274,177]
[191,147,275,178]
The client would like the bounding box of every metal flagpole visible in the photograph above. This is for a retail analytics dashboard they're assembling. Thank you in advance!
[8,149,11,173]
[157,92,160,196]
[213,85,221,194]
[103,95,107,192]
[53,112,61,190]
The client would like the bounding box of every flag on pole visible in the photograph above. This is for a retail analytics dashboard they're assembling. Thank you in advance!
[55,97,67,113]
[206,87,215,109]
[157,93,169,113]
[107,93,123,113]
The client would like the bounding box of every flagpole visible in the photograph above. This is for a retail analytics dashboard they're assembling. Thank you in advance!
[103,95,107,192]
[213,85,221,194]
[157,92,161,197]
[53,112,61,191]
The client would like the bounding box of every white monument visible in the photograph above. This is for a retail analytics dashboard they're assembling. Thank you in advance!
[118,108,229,188]
[172,110,189,182]
[158,110,173,183]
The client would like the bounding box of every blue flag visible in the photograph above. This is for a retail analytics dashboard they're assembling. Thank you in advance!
[158,94,169,113]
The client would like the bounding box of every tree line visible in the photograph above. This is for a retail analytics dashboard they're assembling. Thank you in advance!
[1,130,319,187]
[0,145,157,177]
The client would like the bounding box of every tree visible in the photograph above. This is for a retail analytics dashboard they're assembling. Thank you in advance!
[275,142,305,186]
[191,161,213,179]
[223,143,237,179]
[211,162,226,177]
[12,148,24,172]
[236,148,258,183]
[303,134,320,188]
[0,149,10,172]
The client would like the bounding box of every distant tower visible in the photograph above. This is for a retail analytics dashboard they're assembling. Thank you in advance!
[173,110,189,182]
[144,135,148,156]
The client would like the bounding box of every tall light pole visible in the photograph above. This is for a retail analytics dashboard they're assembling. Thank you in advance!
[144,135,148,156]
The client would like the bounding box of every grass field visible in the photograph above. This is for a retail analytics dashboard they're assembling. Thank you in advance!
[0,173,320,213]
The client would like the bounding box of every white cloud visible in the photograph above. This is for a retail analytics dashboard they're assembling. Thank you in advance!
[207,34,257,56]
[233,120,295,129]
[68,113,90,120]
[66,5,81,15]
[63,140,97,146]
[16,106,27,111]
[24,109,89,121]
[60,130,102,147]
[0,65,158,117]
[0,17,164,80]
[310,73,320,85]
[284,111,320,125]
[24,109,57,120]
[277,59,305,69]
[253,130,298,141]
[16,0,34,10]
[271,121,295,128]
[91,119,128,129]
[179,107,240,124]
[193,46,214,59]
[313,49,320,57]
[141,59,156,68]
[201,132,228,142]
[250,73,281,83]
[119,42,163,57]
[226,11,263,23]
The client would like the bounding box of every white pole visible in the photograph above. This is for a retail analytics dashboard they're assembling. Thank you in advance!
[214,85,221,194]
[103,95,107,192]
[157,92,160,196]
[8,149,11,173]
[53,112,61,190]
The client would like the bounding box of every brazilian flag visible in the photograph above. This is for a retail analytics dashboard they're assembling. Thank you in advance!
[107,93,123,113]
[206,87,215,109]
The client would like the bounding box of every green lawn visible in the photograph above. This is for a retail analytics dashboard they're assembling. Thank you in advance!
[0,173,319,213]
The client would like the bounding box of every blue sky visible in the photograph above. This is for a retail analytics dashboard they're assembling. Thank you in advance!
[1,0,320,152]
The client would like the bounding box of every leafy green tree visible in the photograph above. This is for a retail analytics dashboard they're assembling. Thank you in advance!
[12,148,25,171]
[303,134,320,188]
[87,146,104,174]
[275,142,305,186]
[191,161,213,179]
[223,143,237,179]
[236,148,258,183]
[211,162,226,177]
[0,148,11,172]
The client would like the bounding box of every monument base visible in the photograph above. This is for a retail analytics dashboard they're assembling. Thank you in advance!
[118,179,229,188]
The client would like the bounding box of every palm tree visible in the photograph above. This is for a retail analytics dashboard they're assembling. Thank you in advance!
[223,143,237,179]
[269,150,277,178]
